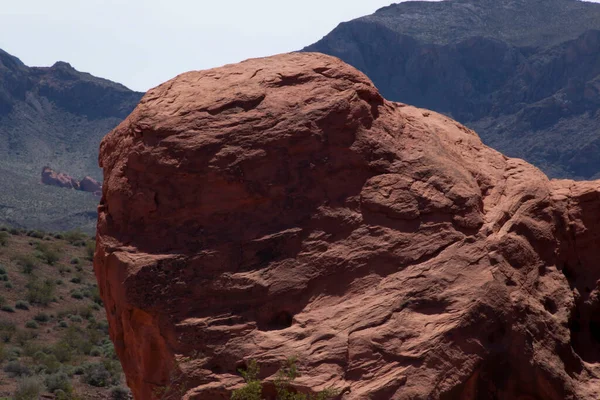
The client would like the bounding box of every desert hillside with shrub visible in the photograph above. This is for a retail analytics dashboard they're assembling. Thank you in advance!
[0,227,129,399]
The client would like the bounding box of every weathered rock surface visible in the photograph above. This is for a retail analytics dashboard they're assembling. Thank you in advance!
[95,53,600,399]
[41,167,102,195]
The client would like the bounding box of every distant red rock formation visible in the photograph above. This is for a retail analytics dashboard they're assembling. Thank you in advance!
[41,167,101,195]
[95,53,600,400]
[79,176,102,195]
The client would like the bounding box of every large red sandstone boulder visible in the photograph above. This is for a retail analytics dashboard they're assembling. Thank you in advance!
[95,53,600,399]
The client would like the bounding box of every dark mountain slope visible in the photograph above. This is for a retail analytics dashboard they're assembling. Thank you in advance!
[305,0,600,179]
[0,49,143,232]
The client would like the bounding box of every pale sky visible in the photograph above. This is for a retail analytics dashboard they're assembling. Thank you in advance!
[0,0,410,92]
[1,0,598,92]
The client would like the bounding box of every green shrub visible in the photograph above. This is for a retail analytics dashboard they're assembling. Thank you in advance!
[70,257,80,265]
[0,295,5,307]
[70,276,82,284]
[26,278,56,306]
[44,372,73,394]
[71,291,83,300]
[14,254,38,274]
[58,321,68,328]
[90,347,102,357]
[1,305,15,313]
[232,358,340,400]
[9,228,20,235]
[27,230,45,239]
[34,312,50,323]
[4,360,31,377]
[34,353,61,374]
[4,281,12,289]
[0,265,6,274]
[69,315,83,323]
[13,376,43,400]
[25,320,39,329]
[82,362,113,387]
[0,321,16,343]
[231,360,262,400]
[0,231,9,246]
[34,242,61,265]
[111,386,131,400]
[86,240,96,261]
[1,274,8,281]
[56,279,64,285]
[51,341,73,363]
[62,230,88,244]
[15,301,30,310]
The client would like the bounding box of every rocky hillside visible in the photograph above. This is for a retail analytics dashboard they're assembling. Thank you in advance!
[95,52,600,399]
[305,0,600,179]
[0,227,128,399]
[0,49,143,232]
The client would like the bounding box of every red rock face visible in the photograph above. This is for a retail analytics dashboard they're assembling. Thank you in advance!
[41,166,79,189]
[95,53,600,399]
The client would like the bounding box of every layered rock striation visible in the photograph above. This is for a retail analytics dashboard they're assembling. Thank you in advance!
[95,53,600,399]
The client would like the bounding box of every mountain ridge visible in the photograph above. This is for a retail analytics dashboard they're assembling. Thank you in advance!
[0,48,143,232]
[305,0,600,179]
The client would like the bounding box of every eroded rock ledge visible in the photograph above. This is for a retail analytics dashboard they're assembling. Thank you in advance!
[95,53,600,399]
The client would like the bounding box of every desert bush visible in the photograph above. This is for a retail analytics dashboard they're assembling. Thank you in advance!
[13,376,44,400]
[51,341,73,363]
[62,230,88,244]
[14,329,37,346]
[35,242,61,265]
[232,357,339,400]
[86,240,96,261]
[0,265,6,274]
[14,254,38,274]
[25,320,39,329]
[0,231,9,246]
[69,315,83,323]
[70,276,82,284]
[4,360,31,377]
[4,281,12,289]
[111,386,131,400]
[34,312,50,323]
[27,230,45,239]
[58,321,68,328]
[1,305,15,313]
[44,371,73,394]
[231,360,262,400]
[15,301,29,310]
[90,347,102,357]
[26,278,56,306]
[1,274,8,281]
[82,361,114,387]
[71,291,83,300]
[9,227,20,235]
[34,353,61,374]
[0,321,16,343]
[0,295,5,307]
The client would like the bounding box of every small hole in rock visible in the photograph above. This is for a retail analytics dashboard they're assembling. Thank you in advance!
[266,311,293,331]
[543,298,558,314]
